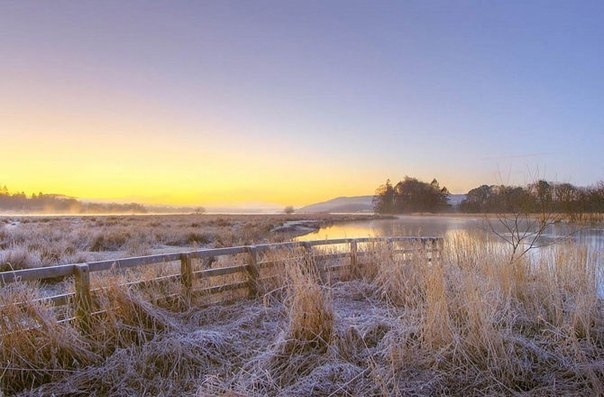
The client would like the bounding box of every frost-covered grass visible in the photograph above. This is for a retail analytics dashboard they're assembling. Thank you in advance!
[1,232,603,396]
[0,214,374,271]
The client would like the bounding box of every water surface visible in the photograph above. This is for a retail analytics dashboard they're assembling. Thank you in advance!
[297,215,604,297]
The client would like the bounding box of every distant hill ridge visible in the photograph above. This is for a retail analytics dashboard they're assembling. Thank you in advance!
[299,194,466,213]
[298,196,374,213]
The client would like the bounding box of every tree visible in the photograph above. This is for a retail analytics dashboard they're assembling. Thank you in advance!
[374,177,449,214]
[373,179,396,214]
[460,185,494,213]
[555,183,580,220]
[284,206,295,214]
[486,182,562,264]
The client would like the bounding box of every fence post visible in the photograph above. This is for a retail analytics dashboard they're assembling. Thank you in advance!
[246,246,260,297]
[350,240,359,278]
[386,238,394,262]
[74,263,92,331]
[432,238,441,261]
[421,238,429,262]
[180,254,192,307]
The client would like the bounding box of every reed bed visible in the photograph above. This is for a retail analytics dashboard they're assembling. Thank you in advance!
[1,231,602,396]
[0,214,378,272]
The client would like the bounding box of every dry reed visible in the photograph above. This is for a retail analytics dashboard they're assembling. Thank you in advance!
[1,231,602,396]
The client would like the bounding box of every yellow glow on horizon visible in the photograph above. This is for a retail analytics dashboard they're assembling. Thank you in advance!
[1,106,381,206]
[1,96,472,208]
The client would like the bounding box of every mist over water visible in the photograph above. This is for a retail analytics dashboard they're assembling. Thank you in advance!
[297,215,485,240]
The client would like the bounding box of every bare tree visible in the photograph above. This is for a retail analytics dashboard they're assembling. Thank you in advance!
[486,179,563,264]
[487,205,561,264]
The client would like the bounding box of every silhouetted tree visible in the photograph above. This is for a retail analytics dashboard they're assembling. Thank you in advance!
[0,185,148,214]
[374,177,449,214]
[373,179,396,214]
[459,185,494,212]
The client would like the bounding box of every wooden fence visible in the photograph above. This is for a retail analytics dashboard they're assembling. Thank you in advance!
[0,237,442,328]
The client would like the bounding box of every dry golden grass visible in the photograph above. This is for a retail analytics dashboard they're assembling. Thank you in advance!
[0,214,380,271]
[0,231,602,395]
[0,282,99,394]
[282,256,334,352]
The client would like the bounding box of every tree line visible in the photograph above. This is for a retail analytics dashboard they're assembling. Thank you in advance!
[0,185,147,214]
[373,177,450,213]
[373,177,604,217]
[459,180,604,219]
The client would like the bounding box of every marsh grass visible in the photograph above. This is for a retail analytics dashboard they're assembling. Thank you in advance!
[282,257,334,353]
[0,282,99,394]
[0,214,372,272]
[1,231,603,395]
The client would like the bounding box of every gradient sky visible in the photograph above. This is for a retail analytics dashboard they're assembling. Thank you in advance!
[1,1,603,207]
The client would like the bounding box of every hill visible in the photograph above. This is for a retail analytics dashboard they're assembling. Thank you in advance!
[299,194,467,214]
[298,196,374,213]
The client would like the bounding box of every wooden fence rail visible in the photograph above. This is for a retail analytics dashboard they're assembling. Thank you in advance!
[0,236,442,328]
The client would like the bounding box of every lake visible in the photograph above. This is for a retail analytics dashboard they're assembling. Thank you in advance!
[297,215,604,297]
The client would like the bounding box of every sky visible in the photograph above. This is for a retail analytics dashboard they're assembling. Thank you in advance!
[1,1,603,207]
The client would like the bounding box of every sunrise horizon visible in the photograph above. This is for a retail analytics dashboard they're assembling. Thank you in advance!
[2,1,602,210]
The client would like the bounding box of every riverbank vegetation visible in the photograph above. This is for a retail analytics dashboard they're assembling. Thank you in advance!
[373,177,604,219]
[0,185,148,214]
[373,177,450,214]
[1,232,602,395]
[0,214,380,272]
[460,180,604,220]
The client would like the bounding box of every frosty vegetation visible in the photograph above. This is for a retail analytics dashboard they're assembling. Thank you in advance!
[1,232,602,396]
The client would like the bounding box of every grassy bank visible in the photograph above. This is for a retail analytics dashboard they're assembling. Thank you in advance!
[1,231,602,395]
[0,213,382,272]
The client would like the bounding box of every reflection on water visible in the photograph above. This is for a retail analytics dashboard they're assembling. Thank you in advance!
[296,215,485,241]
[297,215,604,297]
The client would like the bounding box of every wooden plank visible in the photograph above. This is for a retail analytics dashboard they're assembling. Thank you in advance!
[150,283,250,308]
[1,237,443,299]
[87,253,182,272]
[306,238,351,246]
[74,263,92,331]
[350,240,359,277]
[0,263,75,283]
[314,252,349,261]
[193,264,247,279]
[180,254,192,307]
[323,263,351,272]
[123,274,180,290]
[0,236,445,335]
[188,246,247,258]
[392,248,425,254]
[196,281,249,296]
[246,246,259,297]
[46,293,73,307]
[255,260,300,272]
[0,293,74,313]
[254,242,299,251]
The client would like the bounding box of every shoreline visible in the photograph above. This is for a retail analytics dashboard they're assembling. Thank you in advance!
[0,213,391,271]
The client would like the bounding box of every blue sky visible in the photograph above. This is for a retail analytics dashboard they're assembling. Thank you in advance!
[1,1,602,205]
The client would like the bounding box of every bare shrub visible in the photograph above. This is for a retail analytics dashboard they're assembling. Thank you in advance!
[124,234,153,256]
[89,229,130,251]
[186,232,211,245]
[0,246,41,271]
